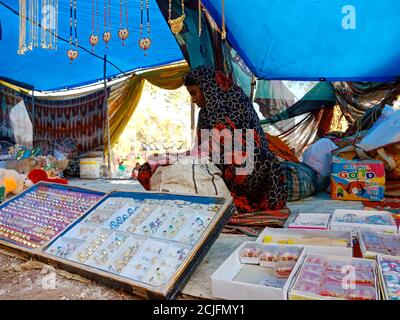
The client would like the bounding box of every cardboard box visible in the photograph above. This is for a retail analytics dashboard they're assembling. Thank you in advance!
[358,230,400,259]
[330,156,385,201]
[288,253,380,300]
[211,242,305,300]
[256,228,353,257]
[288,213,332,230]
[330,209,398,235]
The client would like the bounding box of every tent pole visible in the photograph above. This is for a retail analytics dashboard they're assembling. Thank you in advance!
[31,86,35,148]
[103,54,111,178]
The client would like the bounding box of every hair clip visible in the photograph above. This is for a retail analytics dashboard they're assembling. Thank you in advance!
[195,217,205,226]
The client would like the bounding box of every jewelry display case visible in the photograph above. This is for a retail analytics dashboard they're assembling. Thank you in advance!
[256,227,353,257]
[0,183,234,299]
[288,253,380,300]
[211,242,306,300]
[288,213,332,230]
[358,230,400,259]
[0,182,105,250]
[329,209,398,234]
[376,255,400,300]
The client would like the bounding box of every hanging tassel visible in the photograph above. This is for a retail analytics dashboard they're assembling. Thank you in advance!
[221,0,226,40]
[198,0,202,37]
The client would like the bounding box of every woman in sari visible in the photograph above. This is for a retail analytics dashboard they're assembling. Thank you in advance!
[139,66,288,219]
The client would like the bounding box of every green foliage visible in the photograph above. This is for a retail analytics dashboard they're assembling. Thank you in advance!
[111,81,194,171]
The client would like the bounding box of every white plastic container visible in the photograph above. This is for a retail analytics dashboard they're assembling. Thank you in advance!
[80,157,103,179]
[329,209,398,235]
[288,213,332,230]
[211,242,306,300]
[256,227,353,257]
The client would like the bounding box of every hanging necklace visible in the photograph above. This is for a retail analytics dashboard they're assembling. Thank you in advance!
[41,0,58,49]
[27,0,39,51]
[40,0,47,48]
[103,0,112,48]
[168,0,185,35]
[67,0,78,63]
[18,0,56,54]
[18,0,27,54]
[89,0,99,50]
[118,0,129,45]
[52,0,59,49]
[139,0,151,53]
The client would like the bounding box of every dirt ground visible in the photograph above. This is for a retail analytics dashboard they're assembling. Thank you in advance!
[0,180,147,300]
[0,250,136,300]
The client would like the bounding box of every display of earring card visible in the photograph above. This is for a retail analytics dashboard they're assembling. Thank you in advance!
[42,190,234,299]
[256,227,353,257]
[376,255,400,300]
[288,213,332,230]
[358,230,400,259]
[329,209,398,235]
[0,182,105,250]
[288,253,380,300]
[211,242,306,300]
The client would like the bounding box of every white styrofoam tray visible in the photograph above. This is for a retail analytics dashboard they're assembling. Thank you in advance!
[329,209,398,234]
[211,242,306,300]
[256,227,353,257]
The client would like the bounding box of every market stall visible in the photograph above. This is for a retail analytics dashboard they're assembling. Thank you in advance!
[0,0,399,301]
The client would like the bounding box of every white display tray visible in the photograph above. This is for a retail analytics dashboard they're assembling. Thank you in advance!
[211,242,305,300]
[329,209,398,235]
[376,255,400,300]
[288,253,381,300]
[288,213,332,230]
[256,228,353,257]
[358,230,400,259]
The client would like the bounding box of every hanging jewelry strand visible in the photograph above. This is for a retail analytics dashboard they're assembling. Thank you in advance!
[19,0,57,54]
[103,0,112,48]
[168,0,185,35]
[27,0,37,51]
[118,0,129,45]
[18,0,27,54]
[89,0,99,51]
[40,0,46,48]
[41,0,51,48]
[33,0,39,48]
[40,0,58,49]
[67,0,78,63]
[139,0,151,54]
[52,0,59,49]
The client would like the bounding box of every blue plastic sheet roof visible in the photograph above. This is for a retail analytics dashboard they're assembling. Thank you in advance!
[202,0,400,82]
[0,0,184,91]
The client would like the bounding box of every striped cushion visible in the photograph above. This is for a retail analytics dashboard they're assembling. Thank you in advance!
[281,161,318,201]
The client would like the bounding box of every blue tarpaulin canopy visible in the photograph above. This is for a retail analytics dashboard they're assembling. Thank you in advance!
[2,0,400,91]
[202,0,400,82]
[0,0,184,91]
